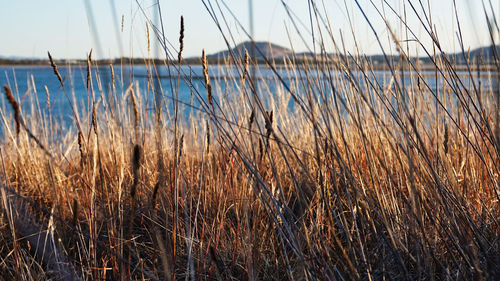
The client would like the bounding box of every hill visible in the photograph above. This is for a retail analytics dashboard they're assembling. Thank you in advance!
[207,41,294,60]
[0,42,497,66]
[206,41,499,65]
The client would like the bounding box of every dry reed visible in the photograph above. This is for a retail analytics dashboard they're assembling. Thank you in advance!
[47,51,63,86]
[0,1,498,280]
[3,86,20,136]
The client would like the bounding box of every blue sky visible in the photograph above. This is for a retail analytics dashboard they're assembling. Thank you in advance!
[0,0,497,59]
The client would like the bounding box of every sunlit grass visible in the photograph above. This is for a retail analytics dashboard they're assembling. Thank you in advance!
[0,1,498,280]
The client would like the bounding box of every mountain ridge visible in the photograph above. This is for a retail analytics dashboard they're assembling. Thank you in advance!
[207,41,499,64]
[1,41,498,65]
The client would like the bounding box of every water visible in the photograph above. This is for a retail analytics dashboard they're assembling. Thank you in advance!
[0,64,497,133]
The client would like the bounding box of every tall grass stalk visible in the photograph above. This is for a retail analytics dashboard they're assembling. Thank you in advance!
[0,0,498,280]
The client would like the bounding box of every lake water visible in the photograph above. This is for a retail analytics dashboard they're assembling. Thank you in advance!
[0,64,497,133]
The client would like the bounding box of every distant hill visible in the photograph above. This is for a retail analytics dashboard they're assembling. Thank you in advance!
[207,41,295,60]
[206,41,499,65]
[1,42,497,66]
[448,45,500,64]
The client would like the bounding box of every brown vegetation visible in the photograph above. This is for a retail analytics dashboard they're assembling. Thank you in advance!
[0,1,499,280]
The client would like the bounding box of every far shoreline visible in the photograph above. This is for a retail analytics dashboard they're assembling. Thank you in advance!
[0,60,498,73]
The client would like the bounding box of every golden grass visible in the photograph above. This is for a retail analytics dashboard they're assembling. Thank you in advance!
[0,3,499,280]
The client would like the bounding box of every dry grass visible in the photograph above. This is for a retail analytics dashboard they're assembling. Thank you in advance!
[0,1,499,280]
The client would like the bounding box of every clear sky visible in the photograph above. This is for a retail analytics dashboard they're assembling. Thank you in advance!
[0,0,497,60]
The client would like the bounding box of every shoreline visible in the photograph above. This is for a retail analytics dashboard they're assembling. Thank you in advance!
[0,62,498,72]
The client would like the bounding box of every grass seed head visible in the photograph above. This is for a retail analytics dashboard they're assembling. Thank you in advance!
[243,49,249,81]
[78,131,85,168]
[47,52,64,86]
[44,85,50,109]
[178,16,184,64]
[249,109,255,128]
[202,49,213,106]
[109,64,116,92]
[3,85,20,136]
[86,49,92,90]
[131,144,142,198]
[130,88,139,132]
